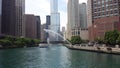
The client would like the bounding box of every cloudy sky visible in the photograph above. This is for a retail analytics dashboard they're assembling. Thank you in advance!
[25,0,87,29]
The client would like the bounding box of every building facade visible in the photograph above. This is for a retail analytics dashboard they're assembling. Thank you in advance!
[79,3,88,30]
[50,0,60,41]
[2,0,25,37]
[79,3,88,40]
[62,27,65,40]
[67,0,80,39]
[25,14,37,39]
[87,0,94,41]
[45,15,51,41]
[41,24,46,42]
[80,30,88,40]
[36,16,41,40]
[88,0,120,40]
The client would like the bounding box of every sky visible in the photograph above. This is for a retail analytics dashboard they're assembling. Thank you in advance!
[25,0,87,29]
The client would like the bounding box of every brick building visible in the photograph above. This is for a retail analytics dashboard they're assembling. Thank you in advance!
[25,14,37,39]
[88,0,120,40]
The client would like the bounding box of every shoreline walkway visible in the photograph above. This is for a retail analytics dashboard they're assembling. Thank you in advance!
[65,44,120,55]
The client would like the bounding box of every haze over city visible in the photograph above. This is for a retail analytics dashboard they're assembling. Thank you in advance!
[25,0,87,28]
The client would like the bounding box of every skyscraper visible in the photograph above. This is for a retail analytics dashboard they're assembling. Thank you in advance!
[87,0,94,41]
[36,16,41,40]
[79,3,87,30]
[25,14,37,39]
[50,0,60,41]
[46,15,51,30]
[79,3,88,40]
[45,15,51,41]
[67,0,80,39]
[41,24,46,42]
[2,0,25,37]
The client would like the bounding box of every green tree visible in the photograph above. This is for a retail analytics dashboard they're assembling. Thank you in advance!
[14,37,27,47]
[95,37,104,44]
[0,39,12,46]
[34,39,40,44]
[117,32,120,45]
[104,30,119,45]
[70,36,82,45]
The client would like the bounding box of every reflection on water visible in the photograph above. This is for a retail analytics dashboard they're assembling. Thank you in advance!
[0,45,120,68]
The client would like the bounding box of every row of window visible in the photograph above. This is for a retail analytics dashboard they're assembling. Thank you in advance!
[93,10,119,18]
[94,6,118,12]
[93,2,118,7]
[72,31,80,36]
[93,0,117,4]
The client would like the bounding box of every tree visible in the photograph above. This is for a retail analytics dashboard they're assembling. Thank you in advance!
[117,32,120,45]
[14,37,27,47]
[34,39,40,44]
[0,39,12,46]
[70,36,82,45]
[104,30,119,45]
[95,37,104,44]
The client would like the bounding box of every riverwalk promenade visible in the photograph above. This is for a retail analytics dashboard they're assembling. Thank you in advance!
[66,44,120,55]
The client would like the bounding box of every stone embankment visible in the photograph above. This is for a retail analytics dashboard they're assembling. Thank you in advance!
[66,44,120,55]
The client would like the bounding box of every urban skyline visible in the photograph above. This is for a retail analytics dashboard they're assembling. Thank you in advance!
[25,0,87,28]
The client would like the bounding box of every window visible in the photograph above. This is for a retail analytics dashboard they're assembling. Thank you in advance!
[102,0,104,4]
[98,13,100,16]
[102,7,105,11]
[114,10,118,14]
[110,11,113,14]
[106,0,109,2]
[98,8,101,11]
[114,0,117,3]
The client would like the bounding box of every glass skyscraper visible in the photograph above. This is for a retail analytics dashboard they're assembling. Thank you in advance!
[50,0,60,41]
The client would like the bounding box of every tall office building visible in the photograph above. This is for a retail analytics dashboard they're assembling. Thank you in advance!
[87,0,94,41]
[67,0,80,39]
[50,0,60,41]
[79,3,87,30]
[87,0,92,28]
[36,16,41,40]
[88,0,120,40]
[25,14,37,39]
[41,24,46,42]
[79,3,88,40]
[45,15,51,41]
[2,0,25,37]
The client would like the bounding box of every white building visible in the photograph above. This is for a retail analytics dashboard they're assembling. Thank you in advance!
[79,3,88,40]
[50,0,60,41]
[79,3,87,29]
[67,0,80,39]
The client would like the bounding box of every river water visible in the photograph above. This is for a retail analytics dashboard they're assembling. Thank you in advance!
[0,45,120,68]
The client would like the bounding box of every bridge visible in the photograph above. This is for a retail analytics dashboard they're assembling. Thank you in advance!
[40,41,67,44]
